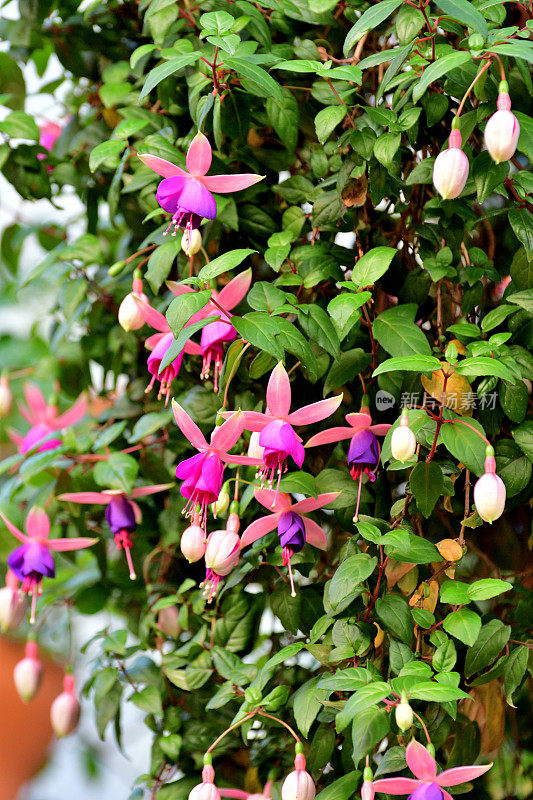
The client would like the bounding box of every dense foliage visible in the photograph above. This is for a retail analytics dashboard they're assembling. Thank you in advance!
[1,1,532,799]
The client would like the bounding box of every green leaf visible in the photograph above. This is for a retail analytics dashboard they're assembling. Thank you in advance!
[315,773,362,800]
[224,57,283,103]
[267,88,299,151]
[442,608,481,647]
[503,646,529,705]
[0,53,25,110]
[512,421,533,462]
[89,140,126,172]
[435,0,489,36]
[328,293,370,339]
[491,41,533,67]
[279,471,317,497]
[130,685,163,716]
[507,289,533,314]
[372,304,432,357]
[94,452,139,493]
[352,247,397,288]
[464,619,510,677]
[329,554,378,614]
[344,0,404,54]
[456,356,516,382]
[139,53,201,100]
[166,290,212,336]
[440,416,487,476]
[351,707,390,766]
[409,461,443,517]
[467,579,513,602]
[413,52,472,103]
[373,355,441,376]
[440,581,470,605]
[409,682,469,702]
[315,106,347,144]
[0,111,39,141]
[146,239,179,293]
[335,682,391,732]
[159,316,218,373]
[293,676,329,736]
[381,530,442,563]
[231,313,284,361]
[375,595,413,644]
[129,411,173,443]
[480,304,519,332]
[197,249,256,282]
[495,439,532,498]
[473,151,508,203]
[297,305,341,359]
[212,647,254,685]
[324,349,371,396]
[374,132,401,167]
[270,585,301,635]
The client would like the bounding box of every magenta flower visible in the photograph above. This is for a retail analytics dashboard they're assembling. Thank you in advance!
[133,299,201,404]
[372,740,491,800]
[240,488,339,596]
[139,131,264,244]
[222,362,343,493]
[173,400,260,529]
[9,383,87,455]
[1,507,96,622]
[38,120,62,159]
[202,528,241,601]
[167,269,252,392]
[58,484,171,579]
[306,403,390,521]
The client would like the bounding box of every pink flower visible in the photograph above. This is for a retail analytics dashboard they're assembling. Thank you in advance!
[180,523,206,562]
[484,89,520,164]
[432,128,469,200]
[202,529,240,601]
[9,383,87,455]
[132,298,201,404]
[372,740,492,800]
[38,121,62,158]
[14,640,42,702]
[118,274,149,331]
[473,446,506,523]
[306,402,390,521]
[2,507,96,623]
[58,484,171,579]
[50,674,81,737]
[240,487,339,596]
[139,131,264,244]
[222,362,343,493]
[282,753,315,800]
[172,400,260,529]
[0,570,27,632]
[167,269,252,392]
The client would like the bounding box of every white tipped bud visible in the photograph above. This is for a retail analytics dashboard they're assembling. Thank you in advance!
[282,755,315,800]
[180,524,206,562]
[248,431,264,460]
[50,675,81,737]
[0,571,27,632]
[432,129,469,200]
[395,694,413,731]
[391,411,416,463]
[14,641,42,702]
[181,229,202,256]
[0,374,13,417]
[474,449,506,523]
[118,291,148,331]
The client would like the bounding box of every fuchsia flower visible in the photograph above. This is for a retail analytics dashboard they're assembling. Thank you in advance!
[167,269,252,392]
[139,131,264,245]
[14,640,42,702]
[371,740,491,800]
[9,383,87,455]
[1,507,96,622]
[172,400,260,529]
[202,528,241,601]
[58,484,171,579]
[222,362,343,494]
[484,85,520,164]
[118,274,149,332]
[282,750,315,800]
[50,674,81,738]
[432,127,469,200]
[133,299,201,404]
[473,446,506,523]
[240,488,339,596]
[38,121,62,158]
[306,402,390,521]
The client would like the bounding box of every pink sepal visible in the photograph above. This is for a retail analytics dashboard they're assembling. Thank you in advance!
[497,92,511,111]
[371,778,420,794]
[0,511,29,543]
[216,269,252,310]
[202,173,265,193]
[186,132,212,176]
[210,411,245,453]
[54,395,88,429]
[437,764,492,787]
[58,491,112,504]
[292,493,340,514]
[266,362,292,418]
[171,400,209,450]
[48,536,98,551]
[484,455,496,474]
[288,395,343,426]
[130,483,173,498]
[303,518,327,549]
[448,129,462,148]
[240,515,280,547]
[138,154,188,178]
[26,507,50,540]
[134,298,170,333]
[406,740,437,781]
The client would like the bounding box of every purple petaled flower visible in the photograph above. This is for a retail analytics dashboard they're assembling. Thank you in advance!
[259,419,305,484]
[146,331,185,404]
[105,494,137,533]
[200,320,237,393]
[176,451,224,509]
[408,786,443,800]
[139,132,264,244]
[278,511,306,553]
[347,428,380,480]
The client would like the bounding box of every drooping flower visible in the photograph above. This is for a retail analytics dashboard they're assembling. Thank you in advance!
[202,528,240,601]
[189,761,222,800]
[0,570,28,632]
[391,410,417,463]
[240,488,339,596]
[58,484,171,579]
[306,402,390,521]
[432,127,469,200]
[13,640,42,702]
[484,84,520,164]
[167,269,252,392]
[395,692,414,731]
[38,120,62,158]
[182,229,202,256]
[132,299,202,405]
[50,674,81,737]
[282,750,315,800]
[473,445,506,523]
[222,362,343,493]
[371,740,492,800]
[172,401,260,529]
[2,507,96,622]
[118,273,149,332]
[180,523,206,562]
[139,131,264,246]
[9,382,87,455]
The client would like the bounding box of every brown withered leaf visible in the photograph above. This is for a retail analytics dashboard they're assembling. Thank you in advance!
[409,580,439,613]
[462,682,505,754]
[342,173,368,207]
[421,364,473,416]
[386,558,416,590]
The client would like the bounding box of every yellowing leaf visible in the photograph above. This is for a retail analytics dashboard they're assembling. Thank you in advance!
[421,364,473,416]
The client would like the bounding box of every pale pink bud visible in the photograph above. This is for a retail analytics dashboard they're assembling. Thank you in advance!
[0,374,12,417]
[118,289,149,331]
[157,605,182,638]
[432,129,469,200]
[395,693,413,731]
[181,524,206,562]
[361,781,374,800]
[248,431,264,460]
[0,571,28,632]
[226,512,240,534]
[490,274,511,302]
[189,784,221,800]
[484,93,520,164]
[50,674,81,737]
[474,450,506,523]
[282,756,315,800]
[204,530,240,576]
[211,483,230,517]
[391,411,416,463]
[181,229,202,256]
[14,641,43,702]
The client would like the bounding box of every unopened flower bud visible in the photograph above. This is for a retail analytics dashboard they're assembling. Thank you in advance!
[484,86,520,164]
[0,374,13,417]
[0,570,28,632]
[226,509,240,534]
[189,784,221,800]
[282,753,315,800]
[14,641,42,702]
[361,780,374,800]
[118,277,149,332]
[211,482,231,518]
[432,127,469,200]
[391,410,416,463]
[181,229,202,256]
[157,605,182,638]
[204,530,240,576]
[474,446,506,523]
[395,693,413,731]
[50,674,81,737]
[180,524,206,562]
